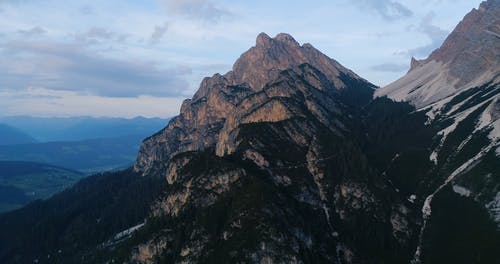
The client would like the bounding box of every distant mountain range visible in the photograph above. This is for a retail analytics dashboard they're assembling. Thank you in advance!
[0,124,37,146]
[0,116,169,142]
[0,117,169,214]
[0,116,170,172]
[0,1,498,263]
[0,135,143,173]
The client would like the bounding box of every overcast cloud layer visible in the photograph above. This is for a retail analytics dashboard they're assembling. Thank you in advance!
[0,0,482,117]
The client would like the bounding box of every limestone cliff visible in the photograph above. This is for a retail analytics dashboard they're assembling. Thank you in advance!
[134,33,373,175]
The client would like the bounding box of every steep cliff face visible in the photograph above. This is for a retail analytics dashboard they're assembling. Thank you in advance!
[134,33,373,175]
[128,74,422,263]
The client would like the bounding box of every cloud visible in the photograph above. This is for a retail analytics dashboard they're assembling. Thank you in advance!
[407,12,448,58]
[17,26,46,37]
[163,0,232,23]
[0,87,183,118]
[150,22,169,45]
[370,62,408,72]
[353,0,413,21]
[0,40,192,97]
[0,0,36,6]
[73,27,129,44]
[79,4,93,15]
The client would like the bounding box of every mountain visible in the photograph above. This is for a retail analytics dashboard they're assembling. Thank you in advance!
[135,32,374,174]
[377,1,500,262]
[0,116,169,142]
[0,124,37,146]
[0,161,83,213]
[0,3,499,264]
[0,135,144,174]
[376,0,499,109]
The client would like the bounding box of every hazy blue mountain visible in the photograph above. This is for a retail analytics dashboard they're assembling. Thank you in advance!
[0,116,169,142]
[0,124,37,146]
[0,161,83,213]
[0,116,170,174]
[0,135,145,174]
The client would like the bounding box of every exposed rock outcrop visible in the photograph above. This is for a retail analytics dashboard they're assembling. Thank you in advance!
[134,33,373,174]
[376,0,500,108]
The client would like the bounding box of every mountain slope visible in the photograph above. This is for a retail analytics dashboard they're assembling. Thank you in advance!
[0,161,83,213]
[375,0,499,108]
[376,1,500,262]
[0,169,165,262]
[0,124,37,146]
[0,116,169,142]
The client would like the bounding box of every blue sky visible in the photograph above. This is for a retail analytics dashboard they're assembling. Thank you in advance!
[0,0,482,117]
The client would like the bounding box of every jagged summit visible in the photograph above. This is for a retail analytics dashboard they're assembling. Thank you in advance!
[135,32,375,173]
[376,0,499,108]
[255,32,299,47]
[226,32,365,92]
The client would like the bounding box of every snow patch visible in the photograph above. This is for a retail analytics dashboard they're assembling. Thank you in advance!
[475,97,500,138]
[114,223,145,240]
[429,151,438,164]
[431,97,495,162]
[422,194,433,218]
[445,145,493,183]
[486,192,500,226]
[452,185,471,197]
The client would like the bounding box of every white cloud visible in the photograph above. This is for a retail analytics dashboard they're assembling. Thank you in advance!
[149,22,169,45]
[0,0,485,117]
[352,0,413,21]
[17,26,46,37]
[0,87,183,118]
[0,40,192,97]
[407,12,449,58]
[163,0,232,23]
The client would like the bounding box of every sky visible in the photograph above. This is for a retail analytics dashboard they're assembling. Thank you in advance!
[0,0,483,118]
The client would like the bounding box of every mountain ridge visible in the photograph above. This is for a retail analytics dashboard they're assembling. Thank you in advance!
[0,124,37,146]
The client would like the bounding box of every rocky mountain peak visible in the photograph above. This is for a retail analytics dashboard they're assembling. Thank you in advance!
[255,32,300,48]
[420,0,499,85]
[376,0,499,108]
[227,32,364,91]
[134,32,374,174]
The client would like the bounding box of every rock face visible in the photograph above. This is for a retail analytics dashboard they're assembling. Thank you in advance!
[134,33,373,175]
[128,34,430,263]
[124,29,498,263]
[376,0,499,108]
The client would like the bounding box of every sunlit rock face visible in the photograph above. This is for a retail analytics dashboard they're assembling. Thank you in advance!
[134,33,372,175]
